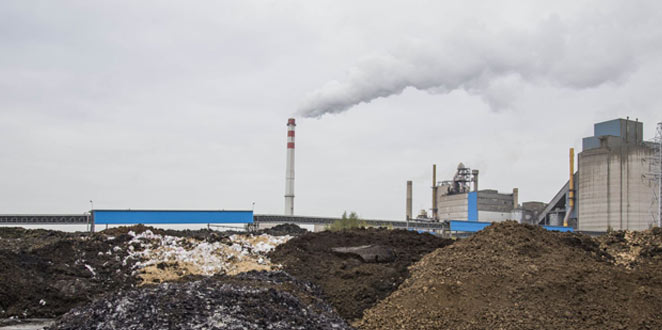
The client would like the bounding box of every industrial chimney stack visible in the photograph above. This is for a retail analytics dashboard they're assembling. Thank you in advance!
[406,181,413,220]
[432,164,438,220]
[472,169,479,192]
[284,118,296,215]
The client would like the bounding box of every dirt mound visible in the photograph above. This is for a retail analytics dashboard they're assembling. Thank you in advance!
[101,225,232,243]
[46,271,353,330]
[358,221,662,330]
[0,226,295,319]
[0,230,138,318]
[101,223,306,241]
[0,227,81,252]
[598,227,662,267]
[269,228,453,321]
[260,223,308,236]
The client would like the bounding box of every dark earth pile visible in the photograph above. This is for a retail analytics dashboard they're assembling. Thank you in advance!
[357,221,662,330]
[46,271,352,330]
[269,228,453,321]
[101,223,305,242]
[0,224,305,319]
[0,228,138,318]
[259,223,309,236]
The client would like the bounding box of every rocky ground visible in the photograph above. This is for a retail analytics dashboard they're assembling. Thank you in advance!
[269,228,453,321]
[356,222,662,330]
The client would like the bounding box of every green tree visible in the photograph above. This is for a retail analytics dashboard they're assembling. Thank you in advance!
[327,211,366,231]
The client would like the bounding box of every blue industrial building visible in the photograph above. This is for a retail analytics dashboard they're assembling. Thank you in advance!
[92,209,253,226]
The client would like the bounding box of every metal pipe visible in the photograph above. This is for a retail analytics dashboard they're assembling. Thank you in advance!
[284,118,296,215]
[564,148,575,227]
[406,181,413,220]
[472,170,479,192]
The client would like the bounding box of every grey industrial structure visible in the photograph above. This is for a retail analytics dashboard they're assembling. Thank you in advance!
[408,118,661,233]
[410,163,545,224]
[537,118,661,231]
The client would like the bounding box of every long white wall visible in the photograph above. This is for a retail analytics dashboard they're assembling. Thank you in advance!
[477,211,513,223]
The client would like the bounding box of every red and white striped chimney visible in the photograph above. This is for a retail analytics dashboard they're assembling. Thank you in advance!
[284,118,296,215]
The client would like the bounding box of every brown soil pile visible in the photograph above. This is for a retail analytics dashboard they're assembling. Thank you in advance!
[269,228,453,321]
[358,222,662,330]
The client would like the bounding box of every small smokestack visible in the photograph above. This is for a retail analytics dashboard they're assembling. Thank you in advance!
[406,181,413,220]
[472,169,479,192]
[513,188,519,209]
[432,164,438,220]
[284,118,296,215]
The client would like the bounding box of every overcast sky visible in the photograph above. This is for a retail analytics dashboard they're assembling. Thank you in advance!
[2,0,661,219]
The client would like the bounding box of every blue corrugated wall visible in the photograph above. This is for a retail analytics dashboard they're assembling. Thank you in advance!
[467,192,478,221]
[92,210,254,225]
[450,220,575,233]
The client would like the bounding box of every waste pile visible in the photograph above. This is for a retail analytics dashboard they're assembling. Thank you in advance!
[0,224,299,319]
[269,228,453,321]
[357,221,662,330]
[128,230,292,284]
[45,271,353,330]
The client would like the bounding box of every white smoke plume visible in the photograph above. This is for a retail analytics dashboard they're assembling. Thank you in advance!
[297,14,639,118]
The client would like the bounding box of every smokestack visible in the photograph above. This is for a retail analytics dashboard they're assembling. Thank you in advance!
[432,164,438,220]
[472,169,479,192]
[564,147,575,227]
[284,118,296,215]
[406,181,413,220]
[513,188,519,209]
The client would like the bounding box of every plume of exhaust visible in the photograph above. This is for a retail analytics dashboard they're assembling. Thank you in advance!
[297,16,636,118]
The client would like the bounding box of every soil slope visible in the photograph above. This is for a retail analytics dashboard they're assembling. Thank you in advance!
[358,222,662,330]
[269,228,453,321]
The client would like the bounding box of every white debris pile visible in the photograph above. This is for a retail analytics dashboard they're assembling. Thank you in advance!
[229,233,292,254]
[125,230,292,284]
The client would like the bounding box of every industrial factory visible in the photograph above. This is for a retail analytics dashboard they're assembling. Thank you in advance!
[278,116,661,234]
[407,164,545,226]
[408,118,661,234]
[537,118,662,231]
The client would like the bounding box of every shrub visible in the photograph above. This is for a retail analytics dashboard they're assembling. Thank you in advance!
[327,211,366,231]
